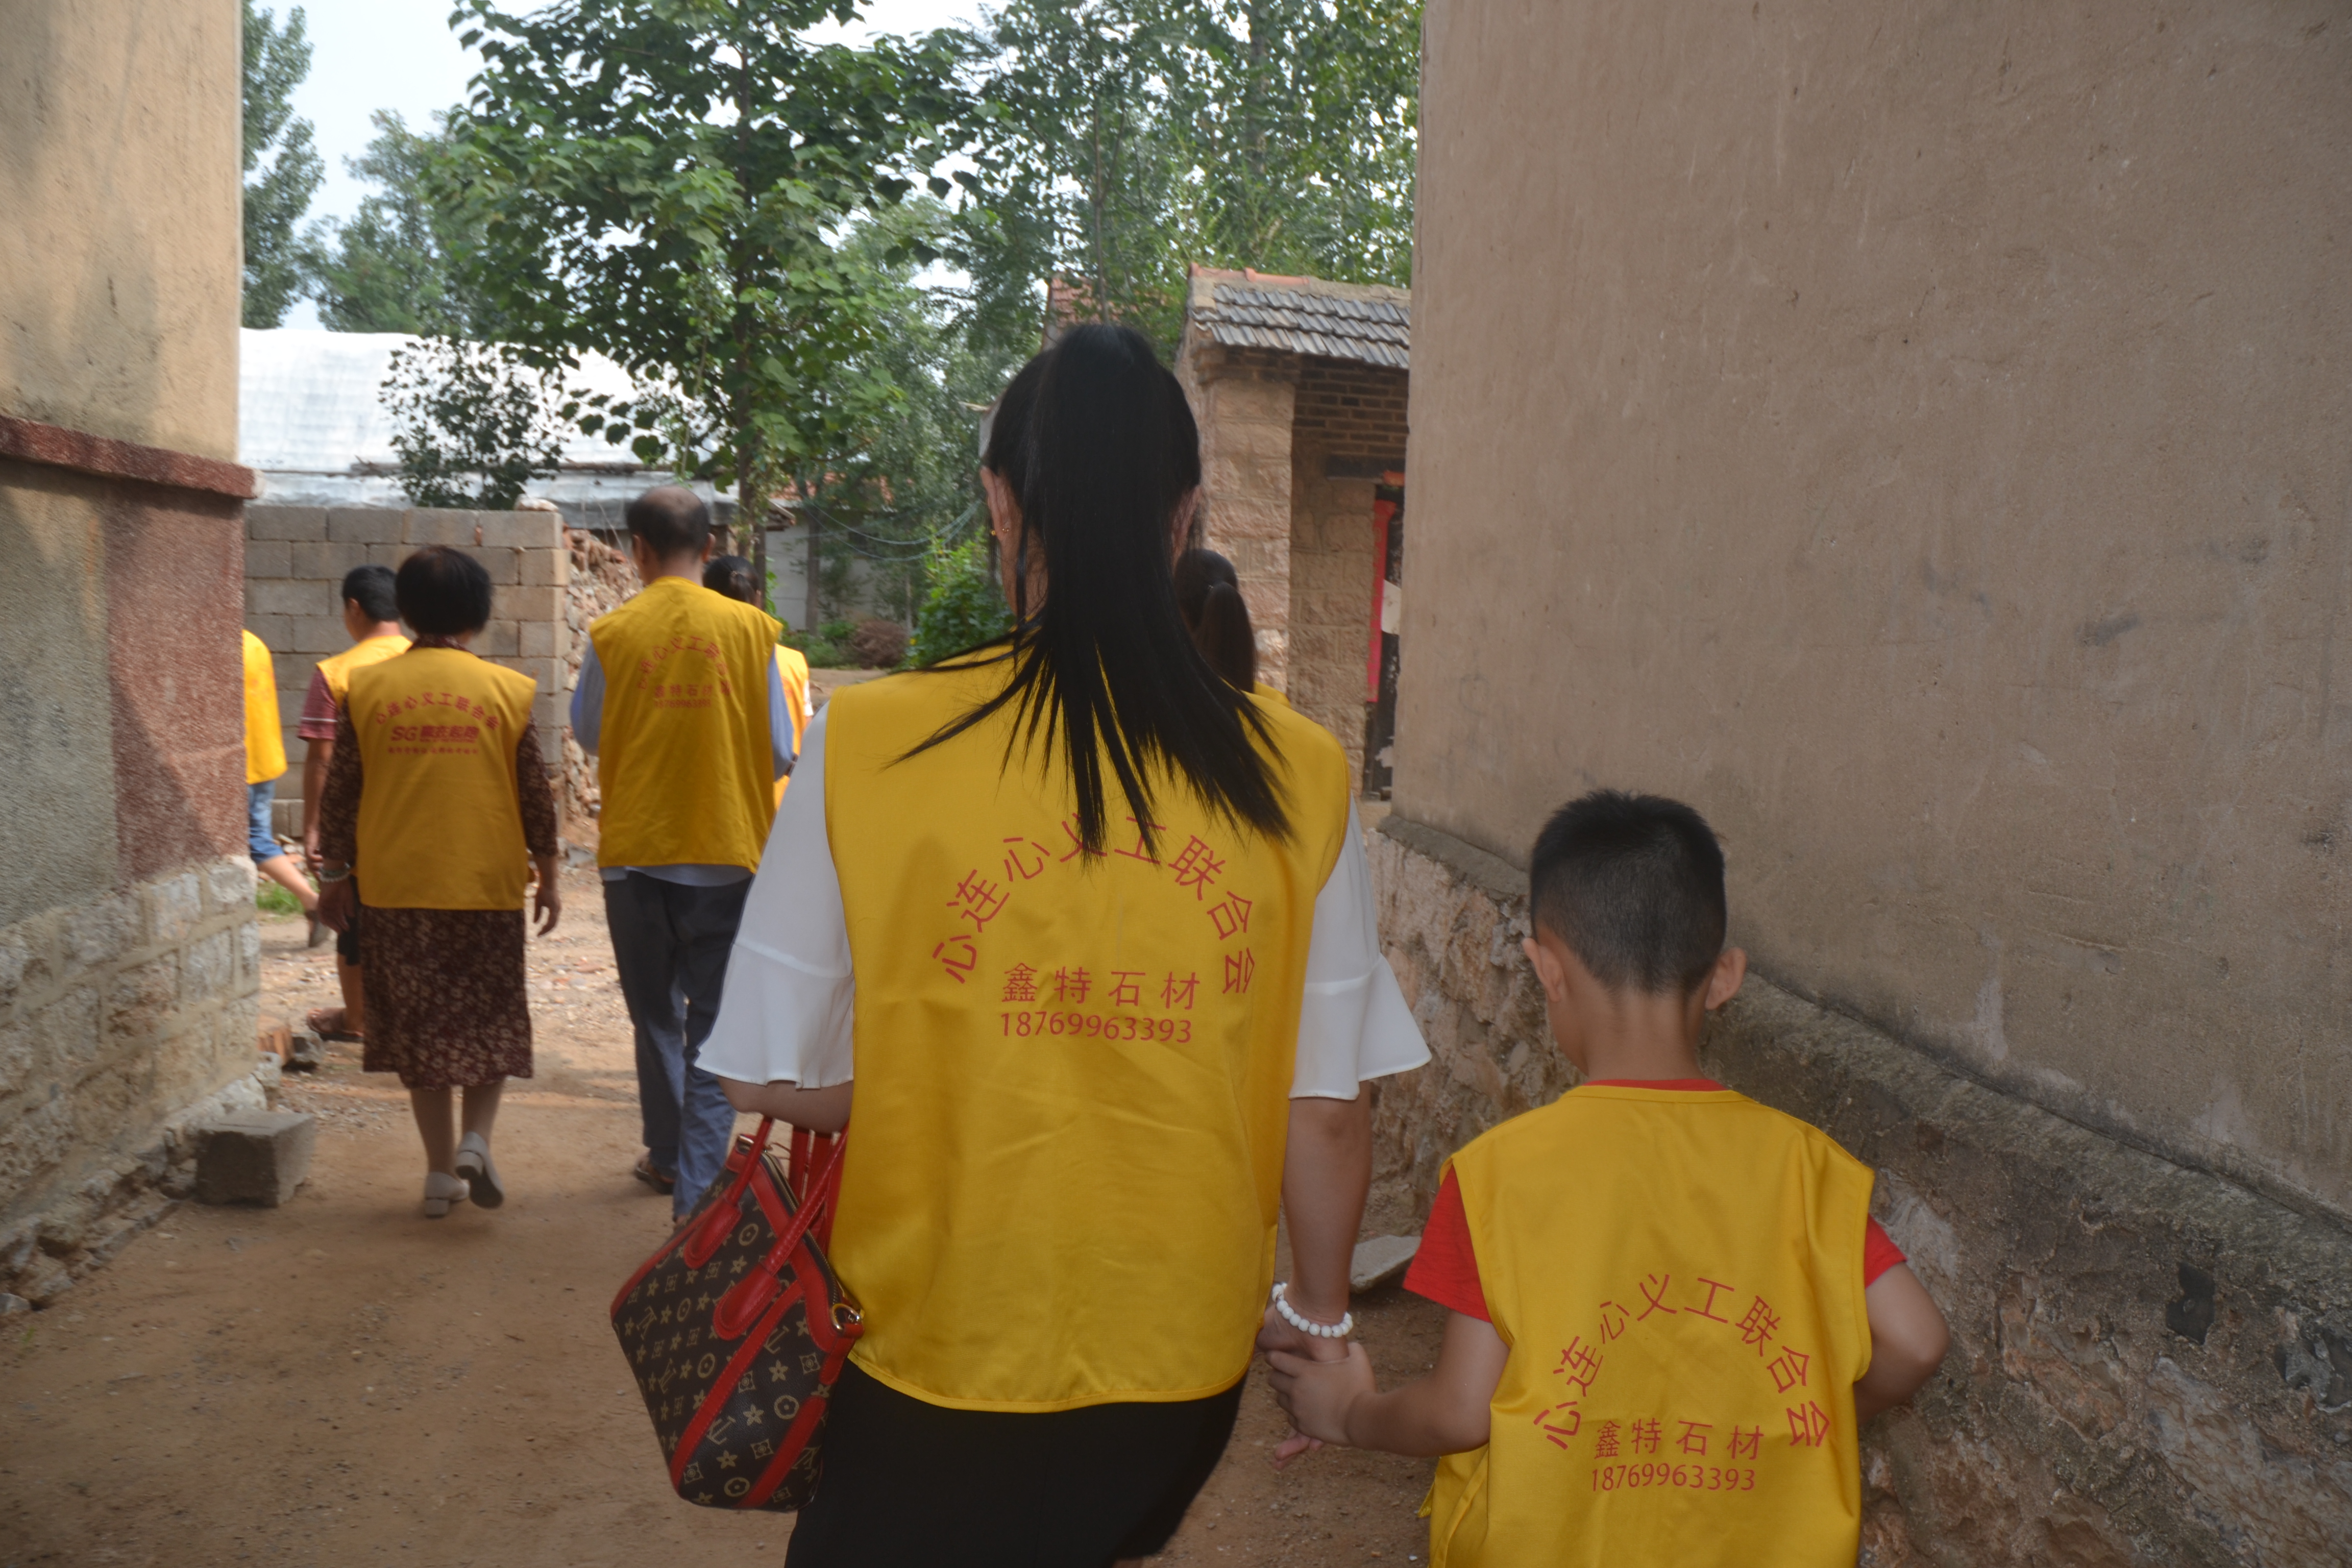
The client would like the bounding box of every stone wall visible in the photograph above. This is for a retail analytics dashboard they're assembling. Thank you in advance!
[1368,816,2352,1566]
[1287,359,1409,785]
[1182,344,1298,692]
[0,859,267,1307]
[0,0,263,1315]
[244,505,571,832]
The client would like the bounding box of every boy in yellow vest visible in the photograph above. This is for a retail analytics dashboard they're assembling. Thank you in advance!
[297,565,411,1039]
[570,488,793,1217]
[1268,791,1950,1567]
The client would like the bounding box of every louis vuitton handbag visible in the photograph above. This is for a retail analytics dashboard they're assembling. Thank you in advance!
[611,1119,859,1511]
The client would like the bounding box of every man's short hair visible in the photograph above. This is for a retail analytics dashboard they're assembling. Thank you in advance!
[341,564,399,624]
[703,553,759,605]
[394,547,494,638]
[1528,790,1727,994]
[627,485,711,559]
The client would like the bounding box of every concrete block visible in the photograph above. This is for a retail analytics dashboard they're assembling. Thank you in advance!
[519,547,570,587]
[291,619,346,654]
[290,541,370,580]
[366,542,412,568]
[403,508,478,546]
[1350,1234,1420,1292]
[244,540,291,579]
[518,618,566,658]
[474,620,520,657]
[248,507,329,542]
[246,615,295,655]
[194,1112,316,1206]
[246,579,329,619]
[326,507,405,545]
[478,511,562,550]
[461,546,522,585]
[497,585,564,623]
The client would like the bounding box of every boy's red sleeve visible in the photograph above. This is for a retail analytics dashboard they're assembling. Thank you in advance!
[1864,1217,1907,1285]
[1404,1169,1491,1321]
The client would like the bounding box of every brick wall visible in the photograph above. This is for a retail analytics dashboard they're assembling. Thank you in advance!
[1288,359,1409,786]
[244,507,571,830]
[1182,345,1300,692]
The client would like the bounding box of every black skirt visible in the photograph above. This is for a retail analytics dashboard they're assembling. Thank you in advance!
[783,1362,1243,1566]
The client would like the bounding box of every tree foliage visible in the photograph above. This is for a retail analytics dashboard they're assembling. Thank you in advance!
[439,0,968,535]
[908,534,1013,668]
[241,1,326,327]
[381,337,571,509]
[956,0,1421,347]
[309,112,501,336]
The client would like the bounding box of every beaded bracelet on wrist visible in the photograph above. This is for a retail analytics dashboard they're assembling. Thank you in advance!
[1270,1282,1354,1339]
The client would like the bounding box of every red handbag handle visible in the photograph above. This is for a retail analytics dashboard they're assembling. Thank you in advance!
[680,1117,777,1270]
[712,1131,848,1341]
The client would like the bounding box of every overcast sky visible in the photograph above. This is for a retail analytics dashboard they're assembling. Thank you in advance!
[279,0,983,326]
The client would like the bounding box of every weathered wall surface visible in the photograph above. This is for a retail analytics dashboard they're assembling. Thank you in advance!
[1183,345,1299,692]
[1406,1,2352,1217]
[1287,360,1410,786]
[244,506,572,831]
[0,0,241,460]
[1369,819,2352,1567]
[0,470,122,929]
[0,0,263,1307]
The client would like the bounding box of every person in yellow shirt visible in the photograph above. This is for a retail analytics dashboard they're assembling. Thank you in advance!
[314,548,561,1218]
[1268,791,1951,1568]
[702,553,813,807]
[298,565,411,1041]
[569,490,794,1218]
[240,628,318,928]
[699,325,1429,1564]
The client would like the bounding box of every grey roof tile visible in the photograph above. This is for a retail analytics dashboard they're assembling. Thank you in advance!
[1193,279,1411,371]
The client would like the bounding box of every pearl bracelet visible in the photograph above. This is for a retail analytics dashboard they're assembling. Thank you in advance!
[1270,1282,1354,1339]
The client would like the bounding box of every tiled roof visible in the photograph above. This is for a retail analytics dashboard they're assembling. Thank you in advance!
[1185,268,1410,371]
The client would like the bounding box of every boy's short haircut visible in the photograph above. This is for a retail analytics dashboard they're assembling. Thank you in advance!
[1528,790,1727,994]
[340,564,399,624]
[627,485,711,559]
[703,553,759,604]
[394,546,494,637]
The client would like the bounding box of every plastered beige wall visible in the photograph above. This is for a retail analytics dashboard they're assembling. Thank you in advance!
[0,0,242,457]
[1401,2,2352,1212]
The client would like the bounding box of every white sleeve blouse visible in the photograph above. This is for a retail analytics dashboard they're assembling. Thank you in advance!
[698,707,1430,1098]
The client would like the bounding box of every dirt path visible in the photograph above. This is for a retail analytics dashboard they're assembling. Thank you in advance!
[1,865,1443,1565]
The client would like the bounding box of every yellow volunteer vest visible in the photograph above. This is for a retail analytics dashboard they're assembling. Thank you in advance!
[823,659,1352,1410]
[316,632,412,710]
[1425,1087,1874,1568]
[589,576,779,871]
[771,645,812,810]
[346,648,540,910]
[241,630,287,784]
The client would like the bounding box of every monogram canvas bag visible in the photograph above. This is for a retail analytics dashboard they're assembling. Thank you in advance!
[611,1120,859,1511]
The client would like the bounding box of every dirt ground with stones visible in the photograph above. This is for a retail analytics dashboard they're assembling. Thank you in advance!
[1,847,1447,1566]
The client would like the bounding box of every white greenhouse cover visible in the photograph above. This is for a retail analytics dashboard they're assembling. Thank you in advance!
[237,328,643,476]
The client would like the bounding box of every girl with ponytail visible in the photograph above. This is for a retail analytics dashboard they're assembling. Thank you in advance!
[703,324,1427,1564]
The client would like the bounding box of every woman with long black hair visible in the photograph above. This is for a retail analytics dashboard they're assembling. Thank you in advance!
[702,324,1426,1564]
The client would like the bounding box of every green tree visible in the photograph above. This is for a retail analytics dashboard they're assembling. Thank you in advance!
[241,1,326,326]
[310,111,498,336]
[441,0,968,587]
[954,0,1420,347]
[380,337,571,509]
